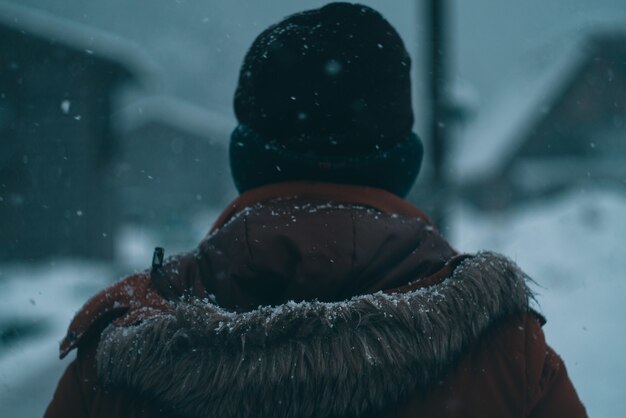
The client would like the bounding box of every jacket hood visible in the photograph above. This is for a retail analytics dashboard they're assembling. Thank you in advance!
[59,183,454,356]
[197,189,455,312]
[96,252,534,418]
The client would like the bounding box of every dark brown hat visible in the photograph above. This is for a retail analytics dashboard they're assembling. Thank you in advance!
[230,2,422,197]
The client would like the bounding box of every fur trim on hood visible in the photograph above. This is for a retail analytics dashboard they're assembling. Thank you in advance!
[96,252,534,418]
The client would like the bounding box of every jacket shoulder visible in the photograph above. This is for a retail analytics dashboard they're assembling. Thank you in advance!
[59,249,209,358]
[59,272,171,358]
[522,316,587,417]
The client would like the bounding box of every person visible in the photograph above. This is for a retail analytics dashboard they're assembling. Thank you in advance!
[45,3,587,417]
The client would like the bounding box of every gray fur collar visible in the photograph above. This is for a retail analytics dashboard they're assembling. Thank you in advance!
[97,252,533,418]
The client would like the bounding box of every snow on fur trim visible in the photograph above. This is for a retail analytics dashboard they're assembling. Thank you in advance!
[96,252,533,418]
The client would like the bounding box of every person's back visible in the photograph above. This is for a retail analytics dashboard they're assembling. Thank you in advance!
[45,3,586,417]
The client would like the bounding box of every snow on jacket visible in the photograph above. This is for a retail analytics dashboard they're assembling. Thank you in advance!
[45,182,587,418]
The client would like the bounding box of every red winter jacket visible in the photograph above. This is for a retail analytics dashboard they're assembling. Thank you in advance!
[45,182,587,418]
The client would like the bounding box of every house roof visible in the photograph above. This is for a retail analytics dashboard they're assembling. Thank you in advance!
[452,21,626,182]
[0,1,159,84]
[116,95,234,147]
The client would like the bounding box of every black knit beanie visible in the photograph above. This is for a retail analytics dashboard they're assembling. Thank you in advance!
[230,2,423,197]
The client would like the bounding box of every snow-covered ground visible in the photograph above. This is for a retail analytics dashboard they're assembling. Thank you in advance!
[0,261,112,417]
[452,188,626,417]
[0,189,624,416]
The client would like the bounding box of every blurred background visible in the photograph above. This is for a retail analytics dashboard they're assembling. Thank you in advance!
[0,0,624,416]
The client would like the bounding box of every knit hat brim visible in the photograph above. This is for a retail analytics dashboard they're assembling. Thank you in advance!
[230,125,423,198]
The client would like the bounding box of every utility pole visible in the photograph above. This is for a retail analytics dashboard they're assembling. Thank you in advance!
[424,0,449,232]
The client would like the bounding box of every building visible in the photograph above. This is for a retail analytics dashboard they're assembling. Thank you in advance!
[0,3,150,260]
[114,96,235,233]
[453,30,626,209]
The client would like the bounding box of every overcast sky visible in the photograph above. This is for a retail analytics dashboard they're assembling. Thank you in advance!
[3,0,626,132]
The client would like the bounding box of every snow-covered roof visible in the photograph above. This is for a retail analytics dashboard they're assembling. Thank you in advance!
[0,1,159,83]
[117,95,235,146]
[452,20,626,182]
